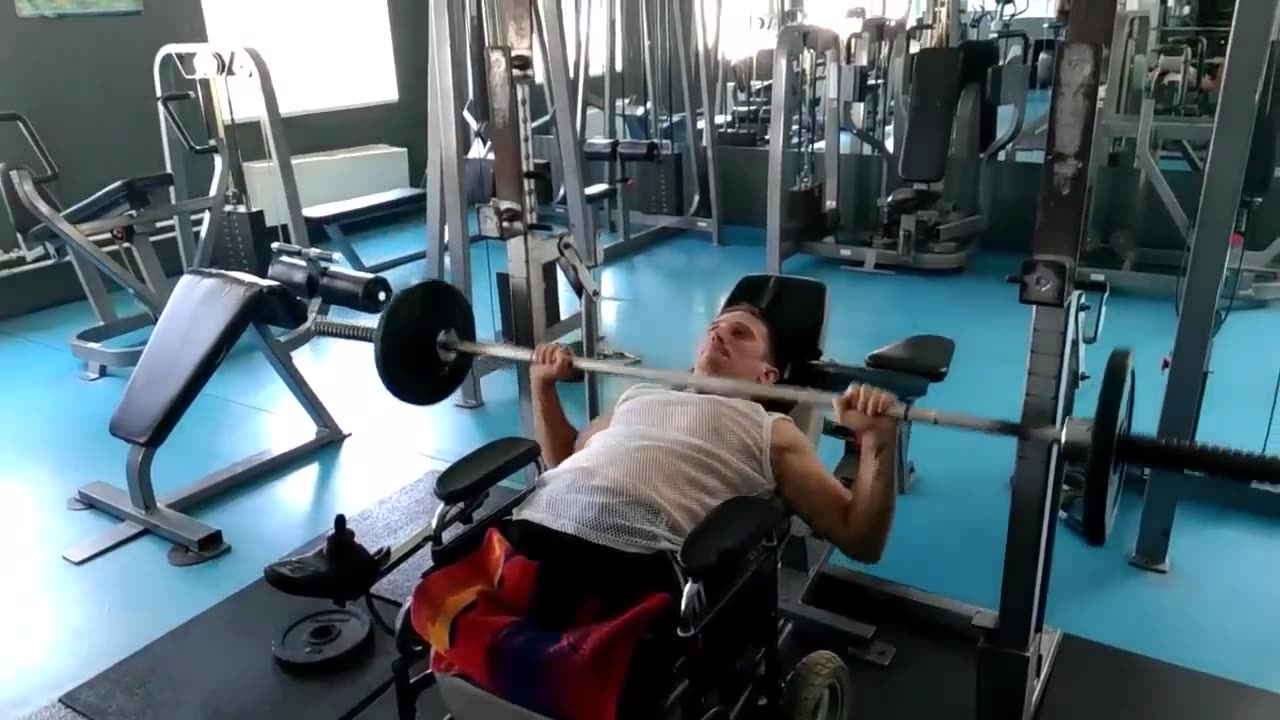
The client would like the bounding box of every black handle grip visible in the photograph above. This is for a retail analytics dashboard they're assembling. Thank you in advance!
[1118,434,1280,484]
[158,92,218,156]
[0,111,58,182]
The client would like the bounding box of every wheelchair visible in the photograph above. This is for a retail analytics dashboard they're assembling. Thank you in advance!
[265,273,955,719]
[387,436,855,720]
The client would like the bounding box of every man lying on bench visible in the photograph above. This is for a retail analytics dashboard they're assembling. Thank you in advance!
[409,303,900,718]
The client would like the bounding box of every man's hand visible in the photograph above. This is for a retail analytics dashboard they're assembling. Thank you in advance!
[834,384,899,446]
[531,343,576,387]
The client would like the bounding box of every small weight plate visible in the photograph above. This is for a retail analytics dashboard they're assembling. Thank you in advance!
[374,280,477,406]
[1082,348,1135,546]
[273,607,373,673]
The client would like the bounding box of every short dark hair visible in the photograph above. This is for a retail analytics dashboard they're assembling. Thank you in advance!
[718,302,776,363]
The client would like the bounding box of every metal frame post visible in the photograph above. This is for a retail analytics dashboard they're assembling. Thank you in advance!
[431,0,484,408]
[1132,1,1280,573]
[977,0,1116,716]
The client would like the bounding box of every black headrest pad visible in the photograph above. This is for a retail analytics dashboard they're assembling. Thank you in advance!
[722,274,827,379]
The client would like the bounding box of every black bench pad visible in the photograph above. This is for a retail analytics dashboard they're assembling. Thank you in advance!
[582,137,620,162]
[435,437,542,505]
[899,47,965,183]
[865,334,955,383]
[108,269,308,448]
[800,359,931,403]
[584,183,617,204]
[303,187,426,226]
[27,172,174,246]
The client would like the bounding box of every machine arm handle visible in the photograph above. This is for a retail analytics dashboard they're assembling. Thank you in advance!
[157,92,218,156]
[0,111,58,183]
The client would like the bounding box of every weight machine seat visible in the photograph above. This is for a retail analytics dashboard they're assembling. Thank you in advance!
[884,186,941,215]
[302,187,426,228]
[583,182,618,204]
[23,171,174,247]
[865,334,955,383]
[582,137,620,162]
[898,47,966,184]
[108,269,309,448]
[617,139,664,163]
[435,436,542,505]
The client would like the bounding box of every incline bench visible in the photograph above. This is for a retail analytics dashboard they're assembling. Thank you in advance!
[304,187,426,273]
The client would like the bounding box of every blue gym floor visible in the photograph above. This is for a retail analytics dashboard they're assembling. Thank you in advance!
[5,222,1280,717]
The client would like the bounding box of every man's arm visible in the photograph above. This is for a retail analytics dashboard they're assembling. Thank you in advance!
[533,383,580,466]
[533,386,612,465]
[771,420,897,563]
[530,344,615,465]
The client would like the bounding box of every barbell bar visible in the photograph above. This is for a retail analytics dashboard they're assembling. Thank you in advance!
[441,332,1059,443]
[311,279,1280,495]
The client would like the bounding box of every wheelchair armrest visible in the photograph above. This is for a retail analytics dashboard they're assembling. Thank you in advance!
[435,437,542,505]
[679,495,789,580]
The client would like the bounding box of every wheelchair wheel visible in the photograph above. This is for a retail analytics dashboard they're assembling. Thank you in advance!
[782,650,853,720]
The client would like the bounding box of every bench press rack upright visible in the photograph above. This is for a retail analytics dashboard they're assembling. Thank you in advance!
[427,0,608,425]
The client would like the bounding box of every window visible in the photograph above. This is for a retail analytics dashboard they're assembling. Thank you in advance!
[199,0,399,121]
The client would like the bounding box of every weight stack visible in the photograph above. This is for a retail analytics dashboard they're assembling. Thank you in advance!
[625,146,685,216]
[211,207,274,277]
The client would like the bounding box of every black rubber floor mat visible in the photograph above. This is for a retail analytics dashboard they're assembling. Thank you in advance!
[60,581,399,720]
[59,471,520,720]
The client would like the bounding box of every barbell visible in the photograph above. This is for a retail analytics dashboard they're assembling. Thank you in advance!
[312,279,1280,543]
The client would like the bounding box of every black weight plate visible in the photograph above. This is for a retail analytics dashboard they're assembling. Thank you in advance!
[273,607,373,672]
[374,280,477,405]
[1082,348,1134,546]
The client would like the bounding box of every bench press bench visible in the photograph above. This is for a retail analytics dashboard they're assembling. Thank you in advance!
[303,187,426,273]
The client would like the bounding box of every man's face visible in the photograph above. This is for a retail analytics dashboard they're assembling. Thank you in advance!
[693,308,779,384]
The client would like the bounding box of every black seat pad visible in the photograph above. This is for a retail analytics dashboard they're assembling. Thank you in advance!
[679,495,788,579]
[617,139,666,163]
[27,172,174,246]
[108,269,309,448]
[582,137,620,162]
[885,187,941,215]
[584,183,617,204]
[435,437,542,505]
[797,358,931,403]
[899,47,965,183]
[865,334,955,382]
[303,187,426,226]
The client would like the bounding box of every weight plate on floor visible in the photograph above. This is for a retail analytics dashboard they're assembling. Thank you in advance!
[1082,348,1135,547]
[273,607,373,673]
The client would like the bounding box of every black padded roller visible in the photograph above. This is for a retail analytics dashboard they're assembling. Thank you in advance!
[267,256,320,299]
[317,266,393,314]
[1117,434,1280,484]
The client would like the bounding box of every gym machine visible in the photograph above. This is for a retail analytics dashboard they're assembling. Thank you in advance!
[0,44,312,379]
[763,0,1028,274]
[553,0,724,264]
[426,0,609,422]
[1079,10,1280,304]
[1132,1,1280,573]
[766,0,1131,715]
[61,239,393,565]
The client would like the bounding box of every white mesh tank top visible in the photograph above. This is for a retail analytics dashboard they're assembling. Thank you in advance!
[513,383,791,553]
